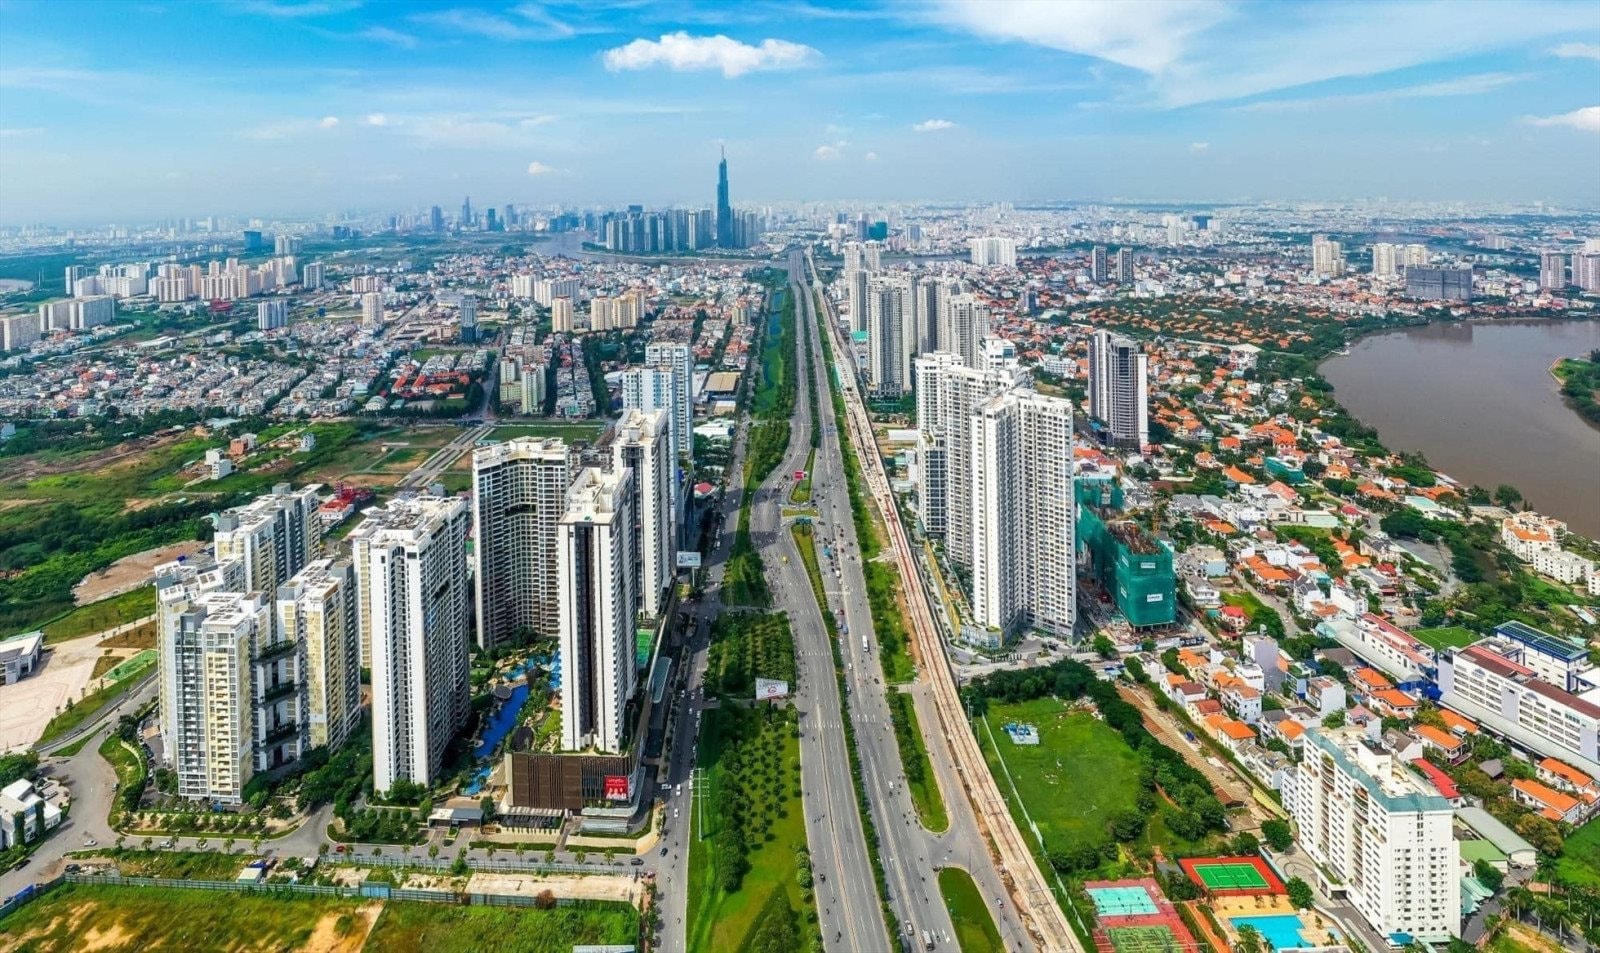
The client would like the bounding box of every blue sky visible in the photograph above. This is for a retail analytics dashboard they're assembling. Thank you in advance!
[2,0,1598,223]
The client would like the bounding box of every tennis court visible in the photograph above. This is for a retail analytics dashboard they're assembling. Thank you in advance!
[1087,884,1159,918]
[1106,925,1183,952]
[1178,856,1285,896]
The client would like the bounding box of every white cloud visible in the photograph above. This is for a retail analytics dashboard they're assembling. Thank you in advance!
[864,151,878,160]
[527,161,558,174]
[364,113,389,126]
[603,32,820,78]
[1190,141,1209,152]
[412,9,549,41]
[1235,72,1527,112]
[519,115,557,128]
[238,0,360,17]
[1527,105,1600,133]
[0,127,43,139]
[923,0,1600,107]
[318,116,340,128]
[913,118,956,132]
[242,116,342,139]
[1551,42,1600,60]
[814,144,842,160]
[360,26,420,49]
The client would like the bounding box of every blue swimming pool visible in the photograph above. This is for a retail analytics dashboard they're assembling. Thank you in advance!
[1230,914,1309,951]
[473,682,529,760]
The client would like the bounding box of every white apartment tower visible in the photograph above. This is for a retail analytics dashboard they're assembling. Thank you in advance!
[552,296,575,333]
[213,484,324,596]
[1312,234,1346,276]
[351,497,472,793]
[1088,330,1149,448]
[970,390,1076,640]
[361,291,383,326]
[257,299,289,331]
[867,276,912,399]
[275,558,361,753]
[471,438,573,650]
[969,237,1018,267]
[156,556,249,803]
[1540,251,1569,290]
[644,342,694,468]
[942,292,989,369]
[1290,728,1460,942]
[558,468,639,754]
[613,409,674,619]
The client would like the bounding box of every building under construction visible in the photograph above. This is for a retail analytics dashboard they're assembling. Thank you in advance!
[1076,478,1176,629]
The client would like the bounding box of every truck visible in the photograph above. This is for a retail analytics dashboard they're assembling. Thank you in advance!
[923,929,935,950]
[862,636,869,654]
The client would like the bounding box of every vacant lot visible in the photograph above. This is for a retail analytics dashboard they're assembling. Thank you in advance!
[42,588,157,645]
[0,883,638,953]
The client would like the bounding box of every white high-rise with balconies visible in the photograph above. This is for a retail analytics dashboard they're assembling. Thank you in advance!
[643,342,694,467]
[558,468,638,754]
[1088,330,1149,448]
[1289,728,1460,942]
[156,555,250,803]
[213,484,324,596]
[867,276,912,399]
[351,497,472,793]
[275,558,361,754]
[613,409,674,619]
[970,389,1076,640]
[969,236,1018,267]
[471,438,572,651]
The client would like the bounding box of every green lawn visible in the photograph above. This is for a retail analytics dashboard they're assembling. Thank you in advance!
[103,849,248,880]
[36,653,157,745]
[978,700,1144,858]
[939,867,1004,953]
[1411,625,1480,650]
[685,703,813,953]
[1554,814,1600,889]
[40,586,156,644]
[888,691,949,833]
[100,732,146,817]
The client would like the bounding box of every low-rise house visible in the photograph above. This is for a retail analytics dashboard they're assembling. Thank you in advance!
[1305,676,1347,718]
[1538,757,1600,800]
[1511,778,1587,824]
[0,779,62,848]
[1414,724,1468,764]
[1369,688,1420,720]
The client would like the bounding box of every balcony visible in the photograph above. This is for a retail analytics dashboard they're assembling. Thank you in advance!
[263,722,300,746]
[256,640,297,663]
[260,680,298,704]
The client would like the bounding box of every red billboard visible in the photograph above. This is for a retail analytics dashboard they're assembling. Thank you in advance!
[603,775,630,801]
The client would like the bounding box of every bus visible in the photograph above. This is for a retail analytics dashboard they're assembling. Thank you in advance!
[862,636,869,654]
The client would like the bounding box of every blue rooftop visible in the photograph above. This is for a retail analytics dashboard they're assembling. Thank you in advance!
[1496,621,1586,662]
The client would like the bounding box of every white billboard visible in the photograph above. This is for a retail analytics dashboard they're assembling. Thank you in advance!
[754,678,790,702]
[676,552,702,569]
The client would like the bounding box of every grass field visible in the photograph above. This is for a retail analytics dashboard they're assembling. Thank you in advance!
[36,653,157,745]
[978,700,1144,858]
[40,586,156,644]
[1411,625,1480,650]
[104,849,247,880]
[1554,813,1600,889]
[0,882,638,953]
[100,733,146,819]
[685,703,812,953]
[938,867,1004,953]
[888,691,949,833]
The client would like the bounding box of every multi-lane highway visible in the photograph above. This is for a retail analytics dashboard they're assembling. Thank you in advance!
[807,249,1082,953]
[752,254,887,952]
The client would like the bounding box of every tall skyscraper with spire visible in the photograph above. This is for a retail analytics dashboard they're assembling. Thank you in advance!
[715,148,733,249]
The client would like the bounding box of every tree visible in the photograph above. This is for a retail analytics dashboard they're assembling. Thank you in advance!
[1261,819,1294,853]
[1093,634,1117,659]
[1473,858,1504,892]
[1321,711,1345,730]
[1123,656,1148,684]
[1493,484,1523,509]
[1287,876,1314,909]
[1237,925,1265,953]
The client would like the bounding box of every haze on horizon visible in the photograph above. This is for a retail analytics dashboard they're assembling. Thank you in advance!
[2,0,1599,224]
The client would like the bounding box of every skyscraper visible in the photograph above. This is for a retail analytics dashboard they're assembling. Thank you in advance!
[276,558,361,754]
[715,147,733,249]
[361,291,383,326]
[866,276,911,399]
[1115,247,1135,283]
[213,484,324,595]
[429,206,444,232]
[257,299,289,331]
[1312,234,1346,276]
[156,555,249,803]
[1089,330,1149,448]
[970,389,1076,640]
[1540,251,1569,290]
[460,196,473,229]
[471,438,572,651]
[558,468,638,754]
[352,496,472,793]
[644,342,694,466]
[459,294,477,343]
[613,408,674,618]
[1091,245,1108,283]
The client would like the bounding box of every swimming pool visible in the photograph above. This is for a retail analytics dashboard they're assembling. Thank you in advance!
[473,682,530,760]
[1229,914,1309,951]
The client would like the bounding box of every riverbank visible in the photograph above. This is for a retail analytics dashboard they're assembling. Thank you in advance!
[1550,353,1600,433]
[1319,316,1600,537]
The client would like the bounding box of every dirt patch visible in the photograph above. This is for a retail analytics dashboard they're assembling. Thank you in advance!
[99,621,156,650]
[79,919,132,953]
[464,872,644,906]
[303,903,382,953]
[74,540,206,603]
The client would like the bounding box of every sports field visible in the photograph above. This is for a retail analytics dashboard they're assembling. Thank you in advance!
[1411,626,1480,650]
[1179,856,1284,896]
[1107,924,1184,953]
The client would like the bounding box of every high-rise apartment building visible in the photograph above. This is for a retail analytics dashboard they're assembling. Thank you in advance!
[213,484,324,596]
[361,291,383,326]
[1574,253,1600,292]
[1,314,40,351]
[552,296,575,332]
[1405,267,1474,301]
[352,496,472,793]
[643,342,693,466]
[942,291,989,370]
[969,237,1018,267]
[1288,728,1460,942]
[558,468,638,754]
[1540,251,1570,290]
[156,555,249,803]
[275,558,361,753]
[471,438,572,651]
[1312,234,1346,276]
[302,261,324,290]
[913,346,1025,555]
[867,276,911,399]
[1115,247,1135,283]
[1373,242,1431,277]
[1091,246,1108,283]
[459,294,477,343]
[1088,330,1149,448]
[613,409,674,618]
[257,299,289,331]
[970,390,1076,639]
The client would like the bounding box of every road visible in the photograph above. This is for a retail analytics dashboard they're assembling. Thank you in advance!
[807,249,1082,953]
[787,258,1037,952]
[750,253,888,952]
[397,422,491,490]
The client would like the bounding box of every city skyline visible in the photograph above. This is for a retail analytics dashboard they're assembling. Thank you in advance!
[2,0,1600,223]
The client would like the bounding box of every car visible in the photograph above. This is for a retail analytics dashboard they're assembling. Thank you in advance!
[631,857,645,866]
[660,846,669,856]
[65,864,80,873]
[334,844,347,853]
